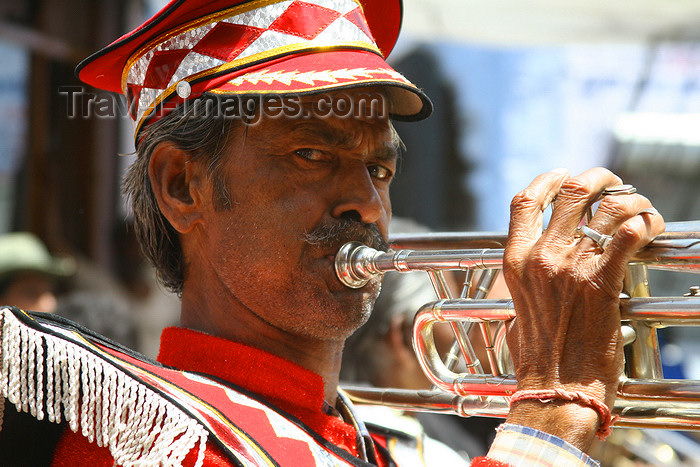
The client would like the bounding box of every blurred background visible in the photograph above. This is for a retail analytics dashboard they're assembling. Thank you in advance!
[1,1,700,464]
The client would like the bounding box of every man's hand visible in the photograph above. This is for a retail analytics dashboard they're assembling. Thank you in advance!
[502,167,665,451]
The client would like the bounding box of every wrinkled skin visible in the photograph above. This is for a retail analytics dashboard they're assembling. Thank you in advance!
[503,168,665,450]
[149,90,397,402]
[151,85,666,451]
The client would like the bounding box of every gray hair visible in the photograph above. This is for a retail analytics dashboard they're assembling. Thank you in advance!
[123,93,401,296]
[122,95,239,296]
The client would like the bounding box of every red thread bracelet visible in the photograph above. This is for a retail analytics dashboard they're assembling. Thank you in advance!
[509,388,615,441]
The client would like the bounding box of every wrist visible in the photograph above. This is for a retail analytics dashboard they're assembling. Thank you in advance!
[514,377,618,414]
[506,398,601,451]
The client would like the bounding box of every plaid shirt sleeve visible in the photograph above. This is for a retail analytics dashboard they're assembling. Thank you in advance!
[483,423,600,466]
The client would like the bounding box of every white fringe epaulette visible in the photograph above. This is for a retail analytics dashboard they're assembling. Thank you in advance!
[0,307,208,467]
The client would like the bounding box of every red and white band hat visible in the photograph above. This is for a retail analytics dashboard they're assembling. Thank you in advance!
[77,0,432,139]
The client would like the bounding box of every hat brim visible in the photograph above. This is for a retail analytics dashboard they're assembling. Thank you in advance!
[0,256,76,283]
[139,48,432,132]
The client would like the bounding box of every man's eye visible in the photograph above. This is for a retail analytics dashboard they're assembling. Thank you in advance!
[369,165,393,181]
[294,149,326,161]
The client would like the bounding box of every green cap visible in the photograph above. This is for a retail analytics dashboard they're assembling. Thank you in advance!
[0,232,76,281]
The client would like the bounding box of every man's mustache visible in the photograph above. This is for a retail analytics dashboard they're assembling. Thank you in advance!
[304,218,389,252]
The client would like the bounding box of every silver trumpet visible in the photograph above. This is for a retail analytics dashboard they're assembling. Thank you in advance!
[337,221,700,430]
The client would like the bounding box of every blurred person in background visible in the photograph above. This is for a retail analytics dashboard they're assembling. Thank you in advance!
[341,270,486,461]
[55,290,138,350]
[0,232,75,313]
[55,222,180,358]
[341,217,503,459]
[0,232,76,465]
[340,216,510,459]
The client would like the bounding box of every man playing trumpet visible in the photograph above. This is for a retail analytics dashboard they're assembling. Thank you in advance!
[0,0,664,465]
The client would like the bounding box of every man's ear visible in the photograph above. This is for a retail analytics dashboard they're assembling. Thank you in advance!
[149,141,206,234]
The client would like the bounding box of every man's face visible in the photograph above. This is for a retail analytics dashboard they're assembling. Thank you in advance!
[189,91,397,341]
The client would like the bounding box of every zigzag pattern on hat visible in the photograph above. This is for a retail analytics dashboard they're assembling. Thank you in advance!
[227,67,410,87]
[125,0,378,124]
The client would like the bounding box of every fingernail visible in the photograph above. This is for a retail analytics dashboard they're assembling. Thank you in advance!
[639,208,658,216]
[551,168,569,175]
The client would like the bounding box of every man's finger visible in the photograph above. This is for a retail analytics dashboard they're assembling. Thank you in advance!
[600,208,665,263]
[546,167,622,239]
[507,168,569,258]
[577,194,652,250]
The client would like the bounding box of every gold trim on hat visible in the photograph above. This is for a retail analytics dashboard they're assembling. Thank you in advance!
[132,45,393,137]
[123,0,382,129]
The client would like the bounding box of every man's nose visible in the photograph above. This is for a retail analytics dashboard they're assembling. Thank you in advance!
[330,162,384,225]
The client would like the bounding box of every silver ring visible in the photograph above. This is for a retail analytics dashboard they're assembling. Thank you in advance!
[584,185,637,223]
[602,184,637,196]
[579,225,613,251]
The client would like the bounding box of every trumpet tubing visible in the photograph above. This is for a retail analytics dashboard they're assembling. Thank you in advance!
[335,221,700,289]
[341,385,700,430]
[336,221,700,429]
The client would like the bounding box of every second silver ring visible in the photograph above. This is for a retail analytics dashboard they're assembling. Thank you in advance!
[579,225,613,251]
